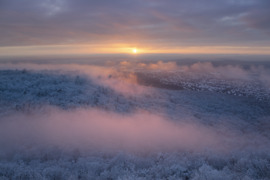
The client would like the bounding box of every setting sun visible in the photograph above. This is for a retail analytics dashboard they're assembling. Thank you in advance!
[1,1,270,179]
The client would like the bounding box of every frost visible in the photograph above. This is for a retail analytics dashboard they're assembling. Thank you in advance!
[0,60,270,179]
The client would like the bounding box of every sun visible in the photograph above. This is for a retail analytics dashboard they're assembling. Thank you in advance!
[132,48,137,53]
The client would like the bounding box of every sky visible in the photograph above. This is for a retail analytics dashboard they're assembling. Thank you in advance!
[0,0,270,56]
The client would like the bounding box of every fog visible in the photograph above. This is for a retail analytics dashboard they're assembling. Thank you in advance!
[2,107,268,154]
[0,58,270,179]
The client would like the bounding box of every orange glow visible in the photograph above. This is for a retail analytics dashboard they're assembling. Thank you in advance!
[0,44,270,56]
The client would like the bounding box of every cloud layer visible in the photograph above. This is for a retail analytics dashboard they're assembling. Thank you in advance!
[0,0,270,48]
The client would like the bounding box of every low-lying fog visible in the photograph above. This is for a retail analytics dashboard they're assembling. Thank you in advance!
[0,56,270,179]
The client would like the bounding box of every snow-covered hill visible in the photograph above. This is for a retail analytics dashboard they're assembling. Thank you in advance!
[0,61,270,180]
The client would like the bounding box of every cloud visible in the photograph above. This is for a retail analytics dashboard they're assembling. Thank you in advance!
[1,60,270,92]
[0,62,153,96]
[1,107,269,154]
[0,0,270,47]
[120,60,178,71]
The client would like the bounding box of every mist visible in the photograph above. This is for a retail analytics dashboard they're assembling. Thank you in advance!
[2,106,268,154]
[0,58,270,179]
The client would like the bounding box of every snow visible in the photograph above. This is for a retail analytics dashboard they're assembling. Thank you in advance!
[0,60,270,179]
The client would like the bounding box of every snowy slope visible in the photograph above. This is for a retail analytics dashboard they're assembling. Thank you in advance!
[0,61,270,180]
